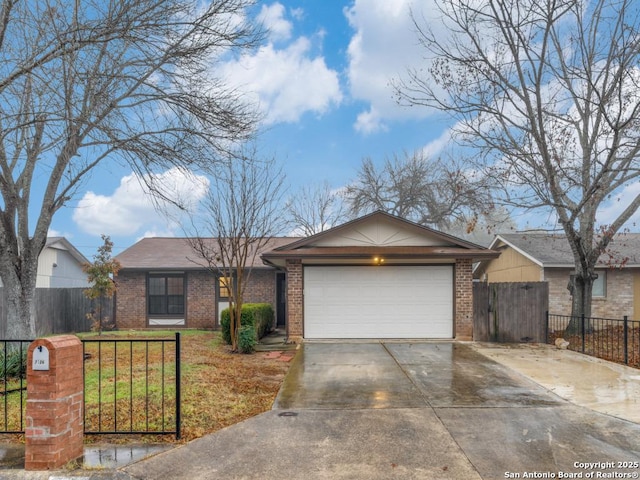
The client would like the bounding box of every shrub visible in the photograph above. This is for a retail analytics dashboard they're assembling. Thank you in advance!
[0,347,27,379]
[238,325,257,354]
[220,303,274,346]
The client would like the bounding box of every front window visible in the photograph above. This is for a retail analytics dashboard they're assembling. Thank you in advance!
[593,271,606,298]
[218,276,232,299]
[148,275,185,315]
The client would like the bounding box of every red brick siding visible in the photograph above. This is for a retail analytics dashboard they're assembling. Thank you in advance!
[286,260,303,342]
[25,336,84,471]
[455,259,473,339]
[186,271,216,329]
[115,269,276,330]
[114,271,147,329]
[243,269,277,305]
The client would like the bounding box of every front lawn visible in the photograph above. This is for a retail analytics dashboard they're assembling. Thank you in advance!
[1,330,293,444]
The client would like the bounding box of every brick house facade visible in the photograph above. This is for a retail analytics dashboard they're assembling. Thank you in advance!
[115,213,498,339]
[474,233,640,320]
[114,238,295,330]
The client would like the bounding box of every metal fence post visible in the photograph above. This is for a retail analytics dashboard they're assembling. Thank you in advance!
[545,311,549,344]
[581,313,585,353]
[175,332,181,440]
[623,316,628,365]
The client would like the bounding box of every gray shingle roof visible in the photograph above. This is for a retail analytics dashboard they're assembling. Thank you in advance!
[116,237,301,270]
[495,233,640,267]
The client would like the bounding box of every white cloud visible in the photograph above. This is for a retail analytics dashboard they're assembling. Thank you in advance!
[47,228,72,239]
[345,0,441,133]
[597,182,640,229]
[258,3,292,42]
[222,4,342,125]
[73,168,209,237]
[354,107,388,135]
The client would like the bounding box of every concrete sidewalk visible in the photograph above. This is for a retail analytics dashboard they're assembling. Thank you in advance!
[472,342,640,423]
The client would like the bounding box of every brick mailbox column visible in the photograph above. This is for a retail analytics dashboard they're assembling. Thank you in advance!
[25,335,84,471]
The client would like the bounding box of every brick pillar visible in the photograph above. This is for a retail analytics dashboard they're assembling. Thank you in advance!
[25,335,84,470]
[455,259,473,340]
[286,259,303,343]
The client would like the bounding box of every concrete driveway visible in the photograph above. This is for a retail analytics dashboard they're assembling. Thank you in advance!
[124,342,640,480]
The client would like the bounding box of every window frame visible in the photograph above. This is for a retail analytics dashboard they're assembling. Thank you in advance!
[592,270,606,298]
[147,273,186,318]
[218,276,232,300]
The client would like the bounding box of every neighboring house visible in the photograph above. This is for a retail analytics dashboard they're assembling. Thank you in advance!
[473,233,640,320]
[114,237,298,329]
[0,237,90,288]
[114,211,499,339]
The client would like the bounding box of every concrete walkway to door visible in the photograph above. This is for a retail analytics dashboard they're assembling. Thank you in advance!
[121,342,640,480]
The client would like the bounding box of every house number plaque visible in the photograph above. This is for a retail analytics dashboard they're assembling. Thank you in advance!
[32,345,50,371]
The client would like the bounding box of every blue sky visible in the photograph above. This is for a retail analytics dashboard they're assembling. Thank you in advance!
[47,0,639,259]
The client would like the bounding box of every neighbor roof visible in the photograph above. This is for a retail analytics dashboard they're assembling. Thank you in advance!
[491,233,640,268]
[116,237,301,270]
[46,237,89,265]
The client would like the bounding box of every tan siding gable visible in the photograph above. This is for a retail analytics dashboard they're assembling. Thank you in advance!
[312,216,454,247]
[481,243,542,282]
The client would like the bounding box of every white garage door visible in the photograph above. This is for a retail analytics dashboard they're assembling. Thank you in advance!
[304,265,453,339]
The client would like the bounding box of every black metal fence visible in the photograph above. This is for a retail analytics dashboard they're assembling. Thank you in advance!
[0,334,181,439]
[547,313,640,368]
[0,340,30,433]
[82,333,181,439]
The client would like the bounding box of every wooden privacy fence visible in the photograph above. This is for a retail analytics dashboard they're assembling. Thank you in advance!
[0,288,113,336]
[473,282,549,342]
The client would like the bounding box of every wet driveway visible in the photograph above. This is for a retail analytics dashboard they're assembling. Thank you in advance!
[124,342,640,480]
[270,342,640,479]
[275,342,563,409]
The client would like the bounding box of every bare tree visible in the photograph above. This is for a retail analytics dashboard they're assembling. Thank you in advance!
[395,0,640,323]
[187,147,286,352]
[285,181,349,236]
[344,151,491,230]
[0,0,262,339]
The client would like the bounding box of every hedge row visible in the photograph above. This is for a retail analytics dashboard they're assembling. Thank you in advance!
[220,303,274,346]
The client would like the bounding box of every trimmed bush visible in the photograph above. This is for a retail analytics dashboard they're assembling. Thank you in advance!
[238,325,257,354]
[220,303,274,346]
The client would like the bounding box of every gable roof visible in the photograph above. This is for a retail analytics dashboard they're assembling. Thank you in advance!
[45,237,89,265]
[116,237,300,271]
[489,233,640,268]
[262,210,499,266]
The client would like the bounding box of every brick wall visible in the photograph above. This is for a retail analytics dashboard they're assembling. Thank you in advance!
[186,271,216,329]
[244,269,277,305]
[455,259,473,340]
[114,271,147,329]
[286,259,303,342]
[546,268,634,319]
[115,269,277,330]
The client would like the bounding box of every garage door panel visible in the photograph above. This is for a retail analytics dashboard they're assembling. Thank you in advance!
[304,266,453,339]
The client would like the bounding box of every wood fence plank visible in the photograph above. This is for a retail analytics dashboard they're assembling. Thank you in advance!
[474,282,548,343]
[0,288,114,336]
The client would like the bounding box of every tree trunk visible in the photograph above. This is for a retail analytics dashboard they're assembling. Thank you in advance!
[4,275,37,339]
[0,236,42,340]
[566,271,594,335]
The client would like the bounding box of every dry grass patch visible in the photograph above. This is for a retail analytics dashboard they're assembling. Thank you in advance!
[83,330,292,443]
[0,330,292,445]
